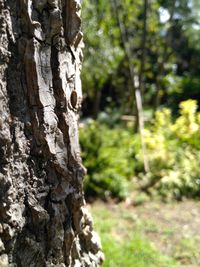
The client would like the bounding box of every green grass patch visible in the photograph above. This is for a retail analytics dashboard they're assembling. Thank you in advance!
[174,238,200,266]
[91,203,181,267]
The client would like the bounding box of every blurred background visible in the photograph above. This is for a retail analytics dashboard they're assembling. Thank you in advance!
[80,0,200,266]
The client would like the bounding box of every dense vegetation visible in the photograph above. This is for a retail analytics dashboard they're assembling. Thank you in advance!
[80,2,200,266]
[80,0,200,201]
[80,100,200,200]
[81,0,200,117]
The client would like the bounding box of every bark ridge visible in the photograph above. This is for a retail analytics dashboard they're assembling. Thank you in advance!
[0,0,104,266]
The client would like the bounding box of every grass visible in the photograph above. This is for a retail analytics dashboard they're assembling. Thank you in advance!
[89,202,182,267]
[174,238,200,266]
[101,235,180,267]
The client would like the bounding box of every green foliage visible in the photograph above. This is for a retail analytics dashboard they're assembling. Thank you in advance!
[80,100,200,200]
[139,100,200,199]
[166,76,200,109]
[81,0,200,118]
[79,121,136,199]
[81,0,124,96]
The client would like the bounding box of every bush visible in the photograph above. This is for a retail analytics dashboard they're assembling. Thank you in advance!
[139,100,200,199]
[79,121,136,199]
[80,100,200,200]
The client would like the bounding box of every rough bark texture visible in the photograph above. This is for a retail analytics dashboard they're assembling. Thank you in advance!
[0,0,103,266]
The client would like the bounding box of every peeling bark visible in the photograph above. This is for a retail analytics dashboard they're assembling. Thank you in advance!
[0,0,103,266]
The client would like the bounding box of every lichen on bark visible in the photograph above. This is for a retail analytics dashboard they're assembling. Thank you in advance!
[0,0,104,266]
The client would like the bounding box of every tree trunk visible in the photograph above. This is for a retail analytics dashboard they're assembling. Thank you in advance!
[138,0,148,95]
[110,0,149,173]
[154,0,176,112]
[0,1,103,266]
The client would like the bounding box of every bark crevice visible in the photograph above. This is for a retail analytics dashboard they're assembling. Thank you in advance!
[0,1,103,266]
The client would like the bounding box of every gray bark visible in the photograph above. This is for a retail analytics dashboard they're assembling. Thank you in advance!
[0,0,103,266]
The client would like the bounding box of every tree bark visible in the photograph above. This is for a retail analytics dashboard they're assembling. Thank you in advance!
[0,0,103,266]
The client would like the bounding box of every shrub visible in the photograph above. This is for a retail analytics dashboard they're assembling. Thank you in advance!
[79,121,136,199]
[139,100,200,199]
[80,100,200,200]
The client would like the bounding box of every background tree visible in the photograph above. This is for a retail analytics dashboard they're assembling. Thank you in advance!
[82,0,200,118]
[79,0,200,201]
[0,0,103,266]
[81,0,124,119]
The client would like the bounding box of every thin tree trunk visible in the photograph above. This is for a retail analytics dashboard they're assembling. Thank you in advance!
[135,0,148,133]
[139,0,148,95]
[0,1,103,266]
[154,0,176,111]
[110,0,149,173]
